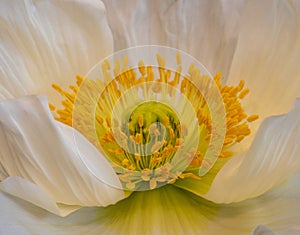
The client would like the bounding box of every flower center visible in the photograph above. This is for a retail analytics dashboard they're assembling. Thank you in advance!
[115,101,181,162]
[50,51,258,191]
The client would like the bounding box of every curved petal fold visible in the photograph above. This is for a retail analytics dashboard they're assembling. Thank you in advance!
[0,177,80,216]
[227,0,300,129]
[205,98,300,203]
[0,0,113,101]
[0,95,125,214]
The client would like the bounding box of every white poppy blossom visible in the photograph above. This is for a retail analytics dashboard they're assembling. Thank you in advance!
[0,0,300,235]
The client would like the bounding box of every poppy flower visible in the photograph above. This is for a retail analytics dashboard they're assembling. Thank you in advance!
[0,1,300,235]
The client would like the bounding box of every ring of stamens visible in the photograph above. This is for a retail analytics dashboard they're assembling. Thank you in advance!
[50,53,258,191]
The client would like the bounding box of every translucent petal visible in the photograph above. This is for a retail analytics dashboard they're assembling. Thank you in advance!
[204,98,300,203]
[0,0,113,102]
[0,95,125,214]
[103,0,300,136]
[227,0,300,133]
[1,182,300,235]
[103,0,246,77]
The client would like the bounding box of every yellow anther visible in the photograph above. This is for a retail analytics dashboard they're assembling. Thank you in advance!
[214,72,222,82]
[169,66,181,89]
[224,138,234,145]
[138,61,146,76]
[104,59,111,70]
[106,117,111,128]
[247,114,259,122]
[169,128,175,139]
[175,138,184,146]
[69,85,78,93]
[96,115,103,124]
[163,116,169,126]
[239,88,250,99]
[76,75,83,86]
[153,151,160,158]
[101,131,115,143]
[188,63,195,75]
[135,133,142,144]
[147,66,154,82]
[127,164,136,171]
[49,103,55,111]
[236,135,246,143]
[122,159,129,167]
[52,84,63,94]
[113,59,120,76]
[123,56,128,69]
[108,149,123,156]
[151,156,162,164]
[238,80,245,91]
[219,151,232,158]
[168,178,177,184]
[138,115,144,128]
[176,52,182,65]
[156,54,165,67]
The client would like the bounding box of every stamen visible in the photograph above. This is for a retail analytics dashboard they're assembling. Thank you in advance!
[50,53,258,191]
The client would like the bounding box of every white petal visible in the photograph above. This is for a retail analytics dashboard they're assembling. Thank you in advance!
[227,0,300,131]
[0,95,125,214]
[103,0,246,77]
[252,225,275,235]
[0,186,225,235]
[0,191,103,235]
[1,183,300,235]
[208,170,300,233]
[0,0,113,101]
[275,229,300,235]
[0,176,80,216]
[252,225,300,235]
[0,86,13,102]
[204,98,300,203]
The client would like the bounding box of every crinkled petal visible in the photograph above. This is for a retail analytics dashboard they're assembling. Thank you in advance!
[204,98,300,203]
[1,181,300,235]
[0,0,113,102]
[103,0,246,77]
[0,95,125,215]
[227,0,300,132]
